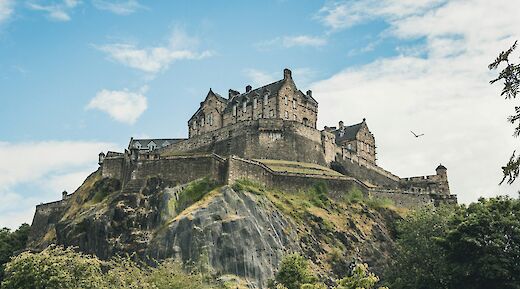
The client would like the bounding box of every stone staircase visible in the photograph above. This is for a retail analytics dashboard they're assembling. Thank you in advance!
[123,179,146,194]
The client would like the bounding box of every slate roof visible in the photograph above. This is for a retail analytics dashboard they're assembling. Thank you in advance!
[223,79,285,113]
[333,122,364,143]
[128,138,185,150]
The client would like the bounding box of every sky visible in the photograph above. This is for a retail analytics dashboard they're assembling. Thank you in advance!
[1,0,519,229]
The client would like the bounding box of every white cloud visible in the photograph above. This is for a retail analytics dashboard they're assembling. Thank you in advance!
[87,86,148,124]
[27,0,81,22]
[92,0,143,15]
[317,0,447,30]
[0,0,14,24]
[0,140,117,228]
[256,35,327,50]
[95,28,213,74]
[312,0,520,203]
[244,69,277,87]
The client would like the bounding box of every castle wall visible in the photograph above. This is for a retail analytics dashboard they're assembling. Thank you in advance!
[28,199,70,246]
[369,190,435,208]
[131,155,228,185]
[161,119,329,166]
[333,156,400,189]
[226,156,369,197]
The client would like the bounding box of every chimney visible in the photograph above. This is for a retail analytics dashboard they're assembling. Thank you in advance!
[339,121,344,129]
[62,190,68,200]
[283,68,292,80]
[306,90,312,97]
[246,85,252,92]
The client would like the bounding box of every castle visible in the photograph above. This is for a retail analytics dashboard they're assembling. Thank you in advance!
[93,68,456,207]
[34,68,456,230]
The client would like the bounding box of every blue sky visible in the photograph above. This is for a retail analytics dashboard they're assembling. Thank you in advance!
[1,0,520,228]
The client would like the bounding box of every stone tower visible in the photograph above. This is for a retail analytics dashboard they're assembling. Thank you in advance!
[435,164,450,195]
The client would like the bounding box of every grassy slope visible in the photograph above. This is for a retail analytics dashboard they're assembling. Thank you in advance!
[254,159,344,177]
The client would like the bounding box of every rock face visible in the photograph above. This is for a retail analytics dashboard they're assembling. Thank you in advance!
[29,171,399,288]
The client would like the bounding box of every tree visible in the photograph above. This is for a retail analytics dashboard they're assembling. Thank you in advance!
[0,223,30,282]
[385,207,455,289]
[439,197,520,289]
[273,253,317,289]
[1,245,105,289]
[337,263,388,289]
[489,40,520,184]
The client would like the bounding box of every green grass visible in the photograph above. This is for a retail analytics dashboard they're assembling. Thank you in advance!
[343,187,365,204]
[174,178,218,214]
[342,187,396,209]
[255,159,344,177]
[232,179,266,195]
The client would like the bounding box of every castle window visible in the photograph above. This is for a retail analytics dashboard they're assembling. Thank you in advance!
[284,96,288,105]
[264,95,268,105]
[253,98,257,109]
[270,110,274,117]
[233,105,237,116]
[201,117,205,126]
[242,101,247,112]
[347,143,352,150]
[209,114,213,126]
[293,114,297,121]
[284,111,288,119]
[258,113,262,119]
[293,99,297,109]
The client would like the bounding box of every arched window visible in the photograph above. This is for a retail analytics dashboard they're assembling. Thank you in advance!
[264,95,268,105]
[242,101,247,112]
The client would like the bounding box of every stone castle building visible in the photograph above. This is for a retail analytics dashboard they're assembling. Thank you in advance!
[38,68,456,230]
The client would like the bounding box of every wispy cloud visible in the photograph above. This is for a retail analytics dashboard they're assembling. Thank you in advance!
[95,28,213,74]
[245,67,317,88]
[256,35,327,50]
[0,0,14,24]
[92,0,144,15]
[0,140,116,228]
[312,0,520,203]
[27,0,80,22]
[317,0,447,30]
[87,86,148,124]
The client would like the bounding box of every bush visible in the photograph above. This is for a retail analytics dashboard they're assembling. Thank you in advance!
[343,188,364,204]
[337,263,388,289]
[0,223,30,282]
[307,182,329,208]
[273,253,317,289]
[1,246,221,289]
[1,245,104,289]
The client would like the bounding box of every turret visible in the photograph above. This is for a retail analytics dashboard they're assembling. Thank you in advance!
[98,152,105,165]
[62,190,68,200]
[436,164,448,180]
[283,68,292,80]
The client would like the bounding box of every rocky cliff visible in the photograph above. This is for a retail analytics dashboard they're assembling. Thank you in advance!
[28,170,401,288]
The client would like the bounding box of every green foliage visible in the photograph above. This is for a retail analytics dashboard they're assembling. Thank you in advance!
[1,245,105,289]
[176,178,218,213]
[0,223,30,282]
[91,177,121,203]
[337,263,388,289]
[273,253,317,289]
[1,246,220,289]
[343,187,364,204]
[386,197,520,289]
[385,206,454,289]
[306,182,329,208]
[489,40,520,184]
[440,196,520,289]
[365,197,394,210]
[232,179,266,195]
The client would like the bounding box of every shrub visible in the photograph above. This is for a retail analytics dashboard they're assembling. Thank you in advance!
[307,182,329,208]
[343,188,364,204]
[273,253,317,289]
[337,263,388,289]
[1,245,104,289]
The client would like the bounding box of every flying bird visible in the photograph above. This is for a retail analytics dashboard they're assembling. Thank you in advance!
[410,131,424,138]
